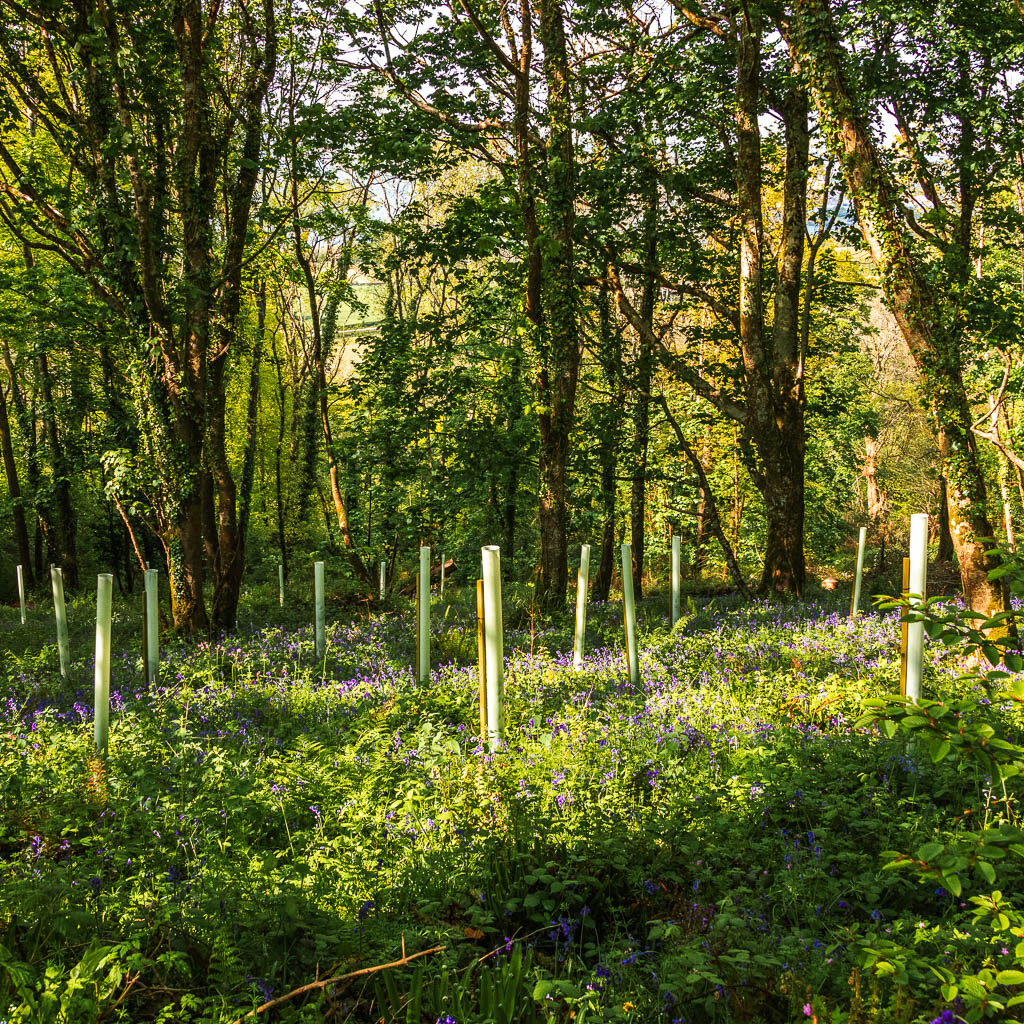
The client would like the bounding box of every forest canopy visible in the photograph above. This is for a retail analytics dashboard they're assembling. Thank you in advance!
[0,0,1021,630]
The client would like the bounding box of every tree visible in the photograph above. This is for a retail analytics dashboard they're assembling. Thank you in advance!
[789,0,1019,619]
[0,0,277,632]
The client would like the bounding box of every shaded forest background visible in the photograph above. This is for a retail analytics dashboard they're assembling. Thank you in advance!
[0,0,1020,633]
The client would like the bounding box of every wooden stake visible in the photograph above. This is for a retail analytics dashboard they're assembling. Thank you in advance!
[476,578,487,739]
[899,556,910,696]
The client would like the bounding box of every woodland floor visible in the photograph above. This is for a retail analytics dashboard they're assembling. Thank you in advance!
[0,577,1018,1023]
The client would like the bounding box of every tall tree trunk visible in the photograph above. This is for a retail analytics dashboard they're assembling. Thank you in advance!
[238,280,266,555]
[4,340,50,577]
[206,33,273,634]
[630,168,658,597]
[734,15,807,595]
[593,281,621,603]
[0,385,31,580]
[36,346,78,589]
[207,359,243,633]
[503,461,518,567]
[729,429,744,580]
[792,0,1009,621]
[535,0,579,609]
[762,79,809,593]
[271,331,289,581]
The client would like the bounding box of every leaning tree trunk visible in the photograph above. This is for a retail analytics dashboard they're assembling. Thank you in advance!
[791,0,1009,621]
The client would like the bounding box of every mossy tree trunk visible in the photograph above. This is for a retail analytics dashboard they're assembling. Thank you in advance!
[791,0,1009,620]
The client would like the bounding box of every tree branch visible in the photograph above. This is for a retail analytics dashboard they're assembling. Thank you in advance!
[657,393,748,591]
[605,261,747,423]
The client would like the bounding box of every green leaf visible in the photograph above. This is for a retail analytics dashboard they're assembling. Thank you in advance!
[533,980,555,1001]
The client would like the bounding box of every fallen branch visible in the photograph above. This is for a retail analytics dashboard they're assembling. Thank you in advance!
[228,940,444,1024]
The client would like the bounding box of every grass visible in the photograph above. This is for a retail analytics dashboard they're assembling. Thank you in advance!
[0,578,1019,1023]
